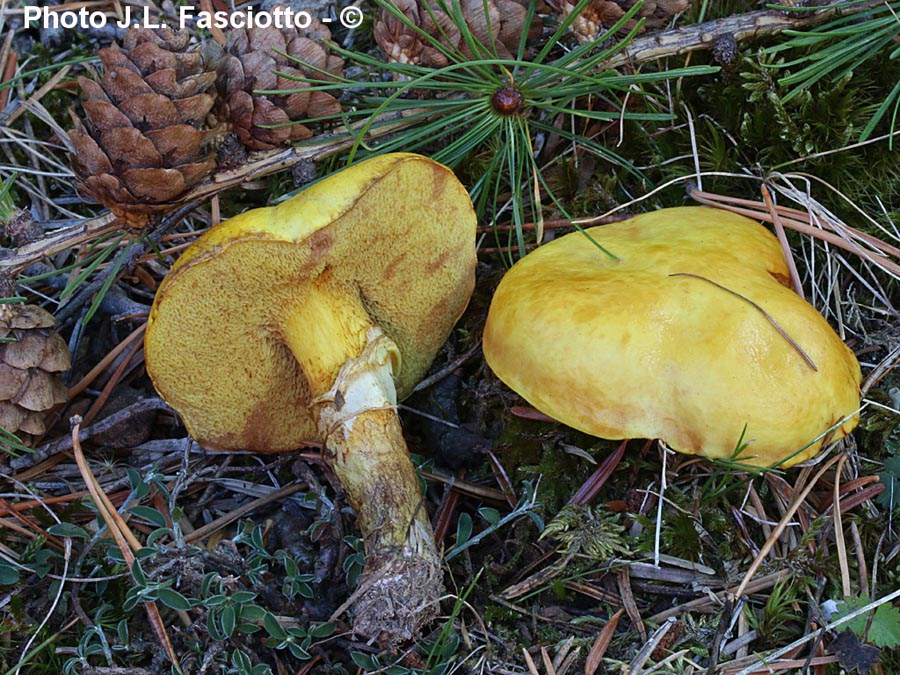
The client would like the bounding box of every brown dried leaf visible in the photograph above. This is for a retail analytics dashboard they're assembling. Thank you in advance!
[829,629,881,674]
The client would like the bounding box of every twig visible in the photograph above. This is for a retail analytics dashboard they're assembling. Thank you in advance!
[762,185,804,297]
[735,455,841,598]
[669,272,818,371]
[70,416,182,673]
[603,2,887,70]
[9,397,172,472]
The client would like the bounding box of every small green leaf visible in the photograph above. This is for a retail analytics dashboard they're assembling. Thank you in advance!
[309,622,335,638]
[351,651,380,671]
[263,612,287,640]
[47,522,91,539]
[478,507,501,526]
[0,561,20,585]
[455,512,473,545]
[128,506,168,528]
[231,590,257,604]
[837,596,900,648]
[156,588,193,611]
[240,603,266,622]
[221,604,237,637]
[288,641,311,660]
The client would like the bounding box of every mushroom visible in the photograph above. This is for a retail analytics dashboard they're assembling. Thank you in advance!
[483,206,861,468]
[144,153,477,643]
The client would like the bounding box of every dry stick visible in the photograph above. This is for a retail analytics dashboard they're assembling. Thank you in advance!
[182,482,308,544]
[0,113,422,275]
[668,272,818,371]
[70,416,183,674]
[694,188,900,260]
[649,571,790,624]
[731,589,900,675]
[762,185,804,298]
[9,397,172,472]
[850,520,868,596]
[81,336,144,426]
[603,1,887,70]
[833,455,852,598]
[734,455,842,599]
[628,617,678,675]
[68,322,146,398]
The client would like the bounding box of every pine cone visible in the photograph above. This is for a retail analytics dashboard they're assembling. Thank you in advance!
[0,305,70,443]
[68,27,219,231]
[205,9,344,151]
[374,0,540,67]
[546,0,692,44]
[374,0,462,68]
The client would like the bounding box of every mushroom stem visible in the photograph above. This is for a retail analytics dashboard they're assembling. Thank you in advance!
[281,284,442,644]
[316,330,442,644]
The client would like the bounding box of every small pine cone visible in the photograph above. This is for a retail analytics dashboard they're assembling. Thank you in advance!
[68,27,219,230]
[458,0,543,59]
[205,9,344,152]
[546,0,692,44]
[0,305,70,443]
[374,0,462,68]
[374,0,540,67]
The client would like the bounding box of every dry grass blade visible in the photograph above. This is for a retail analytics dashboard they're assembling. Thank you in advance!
[762,185,804,297]
[689,188,900,279]
[735,455,842,598]
[585,608,625,675]
[832,456,851,598]
[70,417,183,673]
[669,272,818,371]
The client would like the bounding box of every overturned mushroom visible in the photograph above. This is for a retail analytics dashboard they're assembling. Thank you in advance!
[145,153,477,643]
[483,206,861,468]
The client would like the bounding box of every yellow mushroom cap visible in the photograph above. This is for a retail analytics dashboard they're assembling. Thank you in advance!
[145,153,476,452]
[483,206,861,468]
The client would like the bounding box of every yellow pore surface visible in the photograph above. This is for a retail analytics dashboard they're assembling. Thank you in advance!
[483,207,861,468]
[145,153,476,452]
